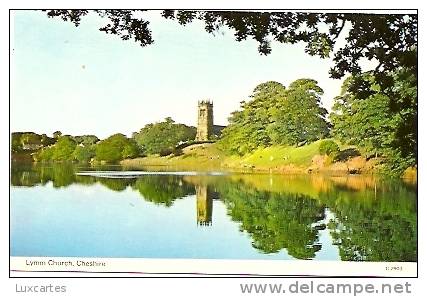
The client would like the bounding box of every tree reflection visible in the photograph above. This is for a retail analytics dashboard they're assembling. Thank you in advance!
[132,175,195,207]
[11,163,417,262]
[319,180,417,262]
[218,183,326,259]
[11,163,97,188]
[98,178,134,192]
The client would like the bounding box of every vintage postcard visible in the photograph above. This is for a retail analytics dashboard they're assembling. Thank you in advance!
[10,9,417,277]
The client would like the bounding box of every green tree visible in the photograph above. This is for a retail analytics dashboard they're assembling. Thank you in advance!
[95,133,140,163]
[34,146,55,162]
[53,131,62,138]
[12,132,55,154]
[133,117,196,155]
[11,132,23,153]
[51,136,77,161]
[267,79,329,145]
[73,135,100,146]
[330,69,416,174]
[219,79,329,155]
[20,132,43,150]
[218,81,285,155]
[319,140,340,156]
[72,145,96,162]
[41,134,56,146]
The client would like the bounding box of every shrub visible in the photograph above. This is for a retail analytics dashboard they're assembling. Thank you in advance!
[95,134,140,163]
[133,117,196,155]
[34,147,54,162]
[319,140,340,156]
[73,145,96,163]
[51,136,77,161]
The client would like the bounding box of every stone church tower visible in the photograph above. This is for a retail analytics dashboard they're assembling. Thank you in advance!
[196,100,213,141]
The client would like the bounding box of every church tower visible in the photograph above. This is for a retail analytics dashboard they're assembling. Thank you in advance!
[196,100,213,141]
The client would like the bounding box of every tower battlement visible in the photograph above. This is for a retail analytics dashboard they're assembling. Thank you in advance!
[198,100,213,106]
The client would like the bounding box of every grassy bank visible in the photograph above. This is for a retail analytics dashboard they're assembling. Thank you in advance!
[121,140,386,176]
[222,141,324,171]
[121,143,225,170]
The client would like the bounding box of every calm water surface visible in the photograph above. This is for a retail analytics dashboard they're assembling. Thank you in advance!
[10,163,417,261]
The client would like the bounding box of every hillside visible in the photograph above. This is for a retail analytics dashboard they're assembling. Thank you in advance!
[120,140,399,177]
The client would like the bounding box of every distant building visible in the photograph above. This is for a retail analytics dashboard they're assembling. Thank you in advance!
[196,100,225,141]
[196,100,213,141]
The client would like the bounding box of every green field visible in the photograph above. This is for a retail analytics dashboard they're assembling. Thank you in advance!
[227,140,325,168]
[121,140,354,173]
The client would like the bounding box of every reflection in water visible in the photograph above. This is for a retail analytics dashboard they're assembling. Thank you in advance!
[132,175,195,207]
[10,163,417,261]
[219,183,326,258]
[196,185,213,226]
[195,185,220,226]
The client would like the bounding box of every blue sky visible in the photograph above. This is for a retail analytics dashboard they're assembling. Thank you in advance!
[11,10,345,139]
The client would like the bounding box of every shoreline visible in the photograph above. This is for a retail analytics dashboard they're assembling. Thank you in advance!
[120,156,417,183]
[11,141,417,182]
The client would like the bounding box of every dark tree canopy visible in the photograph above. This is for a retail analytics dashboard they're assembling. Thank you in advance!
[45,10,417,81]
[46,10,154,46]
[330,68,416,174]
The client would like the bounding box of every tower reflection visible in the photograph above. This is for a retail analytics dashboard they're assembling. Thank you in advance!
[196,185,214,226]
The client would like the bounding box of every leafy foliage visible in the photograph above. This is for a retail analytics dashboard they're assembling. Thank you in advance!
[72,145,96,162]
[12,132,24,153]
[12,132,54,152]
[45,11,417,82]
[34,135,76,162]
[46,10,154,46]
[41,134,56,146]
[95,133,140,163]
[133,117,196,155]
[73,135,100,146]
[219,79,329,155]
[53,131,62,138]
[267,79,329,145]
[51,136,77,161]
[34,146,54,162]
[319,140,340,156]
[218,81,284,155]
[330,68,416,174]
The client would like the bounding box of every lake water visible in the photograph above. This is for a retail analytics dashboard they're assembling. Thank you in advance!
[10,163,417,261]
